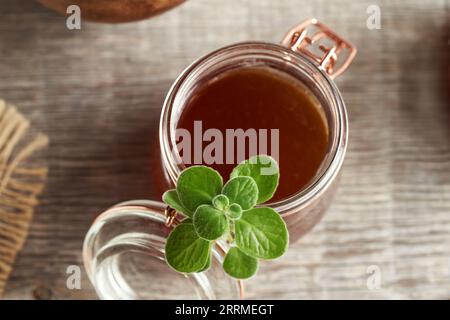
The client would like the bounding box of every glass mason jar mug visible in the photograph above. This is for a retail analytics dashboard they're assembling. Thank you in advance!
[84,19,356,299]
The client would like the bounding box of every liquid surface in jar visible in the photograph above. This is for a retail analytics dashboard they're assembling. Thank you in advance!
[176,66,329,202]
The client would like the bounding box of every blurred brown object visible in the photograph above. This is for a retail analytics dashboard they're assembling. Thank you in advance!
[0,100,48,297]
[37,0,185,23]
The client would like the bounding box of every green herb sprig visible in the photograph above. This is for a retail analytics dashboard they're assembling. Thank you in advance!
[163,155,289,279]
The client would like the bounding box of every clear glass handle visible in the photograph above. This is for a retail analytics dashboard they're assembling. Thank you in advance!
[83,200,243,300]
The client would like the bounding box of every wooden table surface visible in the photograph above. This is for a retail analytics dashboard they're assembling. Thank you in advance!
[1,0,449,299]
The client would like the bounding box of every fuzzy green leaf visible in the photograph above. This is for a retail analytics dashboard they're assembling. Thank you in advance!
[163,189,193,217]
[222,176,258,210]
[199,252,212,272]
[177,166,223,213]
[180,218,193,224]
[235,207,288,259]
[231,155,279,204]
[165,223,211,273]
[193,205,228,240]
[223,247,258,279]
[227,203,242,220]
[212,194,229,211]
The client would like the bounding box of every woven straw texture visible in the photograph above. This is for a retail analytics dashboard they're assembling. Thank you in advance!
[0,100,47,297]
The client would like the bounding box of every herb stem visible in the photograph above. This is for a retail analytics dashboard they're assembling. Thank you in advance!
[227,219,235,244]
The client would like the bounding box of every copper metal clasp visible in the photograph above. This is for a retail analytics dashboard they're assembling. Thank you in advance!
[281,18,356,79]
[164,206,177,227]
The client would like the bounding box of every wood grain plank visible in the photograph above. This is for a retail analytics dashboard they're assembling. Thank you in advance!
[0,0,449,299]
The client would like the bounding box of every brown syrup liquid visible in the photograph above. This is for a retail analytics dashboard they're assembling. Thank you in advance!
[176,66,329,202]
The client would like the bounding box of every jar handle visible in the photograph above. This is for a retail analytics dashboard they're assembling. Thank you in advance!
[82,200,244,299]
[82,200,171,299]
[281,18,357,79]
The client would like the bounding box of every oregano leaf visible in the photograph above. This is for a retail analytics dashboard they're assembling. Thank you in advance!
[165,223,211,273]
[164,155,286,279]
[177,166,223,213]
[227,203,242,220]
[181,218,193,224]
[235,207,288,259]
[199,251,212,272]
[163,189,193,217]
[222,176,258,210]
[212,194,229,211]
[231,155,279,204]
[223,247,258,279]
[193,205,228,240]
